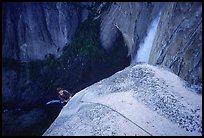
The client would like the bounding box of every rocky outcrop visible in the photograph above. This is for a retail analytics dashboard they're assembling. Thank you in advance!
[2,2,88,61]
[148,2,202,85]
[43,63,202,136]
[100,2,163,58]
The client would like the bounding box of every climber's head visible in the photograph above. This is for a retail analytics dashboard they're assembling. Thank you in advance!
[56,87,63,93]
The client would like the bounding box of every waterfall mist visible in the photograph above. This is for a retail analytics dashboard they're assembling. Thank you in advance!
[132,12,161,64]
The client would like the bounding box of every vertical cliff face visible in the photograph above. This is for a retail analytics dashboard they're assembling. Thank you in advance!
[2,2,202,136]
[148,2,202,85]
[2,2,131,110]
[2,2,90,110]
[100,2,163,58]
[2,2,131,136]
[2,2,88,61]
[100,2,202,86]
[2,2,89,135]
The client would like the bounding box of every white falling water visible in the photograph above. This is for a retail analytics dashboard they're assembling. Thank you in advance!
[132,13,161,64]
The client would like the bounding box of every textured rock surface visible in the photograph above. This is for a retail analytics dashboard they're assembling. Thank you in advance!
[2,2,88,61]
[100,2,202,86]
[2,2,131,109]
[2,2,202,136]
[100,2,163,58]
[2,2,131,136]
[43,63,202,136]
[148,2,202,85]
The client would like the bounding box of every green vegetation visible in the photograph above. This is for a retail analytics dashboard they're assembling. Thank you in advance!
[2,2,131,136]
[3,2,130,97]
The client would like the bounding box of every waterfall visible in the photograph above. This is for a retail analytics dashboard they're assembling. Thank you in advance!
[132,12,161,64]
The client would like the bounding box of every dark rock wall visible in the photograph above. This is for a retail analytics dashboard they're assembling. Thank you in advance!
[2,2,89,136]
[149,2,202,85]
[2,2,131,136]
[2,2,92,109]
[2,2,87,61]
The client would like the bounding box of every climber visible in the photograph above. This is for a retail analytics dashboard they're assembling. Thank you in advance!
[56,87,72,106]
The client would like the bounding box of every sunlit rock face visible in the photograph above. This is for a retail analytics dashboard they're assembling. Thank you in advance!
[148,2,202,86]
[2,2,88,61]
[43,63,202,136]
